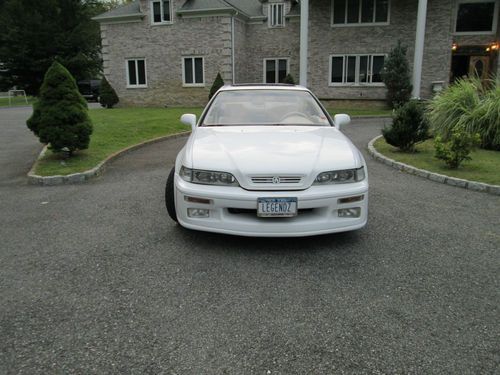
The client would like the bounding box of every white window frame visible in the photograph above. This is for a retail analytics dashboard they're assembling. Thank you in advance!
[151,0,173,25]
[126,58,147,88]
[454,0,499,35]
[263,58,290,84]
[269,3,285,28]
[182,57,205,87]
[328,54,386,87]
[331,0,391,27]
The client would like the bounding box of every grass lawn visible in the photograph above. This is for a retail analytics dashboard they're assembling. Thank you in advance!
[0,96,35,107]
[33,105,392,177]
[327,107,392,117]
[35,107,202,176]
[374,138,500,185]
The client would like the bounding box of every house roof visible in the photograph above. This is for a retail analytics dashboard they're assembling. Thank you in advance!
[93,0,298,22]
[92,0,142,21]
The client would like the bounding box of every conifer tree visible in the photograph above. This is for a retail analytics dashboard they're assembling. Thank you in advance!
[382,41,413,109]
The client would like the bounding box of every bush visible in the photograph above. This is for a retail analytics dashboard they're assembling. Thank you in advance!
[382,41,413,109]
[99,76,119,108]
[27,61,92,156]
[283,74,295,84]
[434,129,480,169]
[209,72,224,100]
[428,77,500,150]
[382,100,429,152]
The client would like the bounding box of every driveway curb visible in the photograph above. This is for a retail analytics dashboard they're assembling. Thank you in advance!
[27,132,191,186]
[368,135,500,196]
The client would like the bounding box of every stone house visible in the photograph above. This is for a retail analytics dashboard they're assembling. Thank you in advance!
[94,0,500,106]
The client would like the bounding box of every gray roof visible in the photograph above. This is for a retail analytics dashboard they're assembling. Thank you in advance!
[94,0,298,22]
[93,0,142,21]
[179,0,264,18]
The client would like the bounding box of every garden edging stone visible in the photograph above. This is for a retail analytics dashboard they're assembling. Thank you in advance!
[27,131,191,186]
[368,135,500,196]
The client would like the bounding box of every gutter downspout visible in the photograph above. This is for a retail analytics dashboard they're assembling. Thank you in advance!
[231,12,238,84]
[299,0,309,87]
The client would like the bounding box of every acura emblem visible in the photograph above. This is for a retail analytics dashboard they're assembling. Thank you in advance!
[272,176,280,184]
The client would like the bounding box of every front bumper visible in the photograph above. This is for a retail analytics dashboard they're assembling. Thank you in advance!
[174,175,369,237]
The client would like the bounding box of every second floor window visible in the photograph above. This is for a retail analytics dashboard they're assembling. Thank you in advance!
[152,0,172,24]
[183,57,204,86]
[330,54,385,85]
[455,1,497,33]
[269,3,285,27]
[332,0,389,25]
[127,59,147,88]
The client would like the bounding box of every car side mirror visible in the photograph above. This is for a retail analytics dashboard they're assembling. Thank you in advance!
[180,114,197,131]
[334,114,351,130]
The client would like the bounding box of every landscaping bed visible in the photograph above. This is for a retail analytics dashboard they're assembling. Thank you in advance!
[34,107,202,176]
[374,137,500,186]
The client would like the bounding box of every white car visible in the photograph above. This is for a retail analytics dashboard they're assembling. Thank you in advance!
[165,85,368,237]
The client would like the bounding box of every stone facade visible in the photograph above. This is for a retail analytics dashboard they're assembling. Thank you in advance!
[97,0,500,106]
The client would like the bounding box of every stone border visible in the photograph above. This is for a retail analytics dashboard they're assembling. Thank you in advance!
[28,131,191,186]
[368,135,500,196]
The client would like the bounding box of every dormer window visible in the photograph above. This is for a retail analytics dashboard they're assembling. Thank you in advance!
[269,3,285,28]
[151,0,172,24]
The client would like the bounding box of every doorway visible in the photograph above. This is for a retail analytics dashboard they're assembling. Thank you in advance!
[450,45,497,83]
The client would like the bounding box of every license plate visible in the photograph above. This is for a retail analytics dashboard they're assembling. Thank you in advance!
[257,198,298,217]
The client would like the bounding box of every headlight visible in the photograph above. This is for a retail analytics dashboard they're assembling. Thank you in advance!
[313,167,365,185]
[180,166,239,186]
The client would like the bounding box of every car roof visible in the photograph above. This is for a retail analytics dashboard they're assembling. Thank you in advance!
[219,84,310,92]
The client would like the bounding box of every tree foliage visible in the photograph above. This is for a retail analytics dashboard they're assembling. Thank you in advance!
[209,72,225,100]
[0,0,106,94]
[27,61,93,155]
[283,74,296,84]
[382,41,413,109]
[382,100,429,152]
[99,76,119,108]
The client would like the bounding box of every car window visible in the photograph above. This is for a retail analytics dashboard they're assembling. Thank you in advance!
[202,90,331,126]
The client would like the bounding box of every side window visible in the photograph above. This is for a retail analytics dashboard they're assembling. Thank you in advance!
[183,57,205,86]
[126,59,147,87]
[264,59,289,83]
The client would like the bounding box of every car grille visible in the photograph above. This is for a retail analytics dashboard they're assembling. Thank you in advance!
[250,176,302,184]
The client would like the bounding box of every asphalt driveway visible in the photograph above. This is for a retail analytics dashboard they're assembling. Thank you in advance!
[0,109,499,374]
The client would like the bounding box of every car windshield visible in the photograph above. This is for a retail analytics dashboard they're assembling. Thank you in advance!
[202,89,331,126]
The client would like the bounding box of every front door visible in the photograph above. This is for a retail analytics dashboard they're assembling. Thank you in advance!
[469,56,489,80]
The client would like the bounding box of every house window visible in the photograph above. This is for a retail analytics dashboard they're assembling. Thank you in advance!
[330,54,385,85]
[455,1,498,33]
[126,59,147,87]
[269,3,285,27]
[332,0,389,25]
[151,0,172,24]
[264,58,288,83]
[183,57,204,86]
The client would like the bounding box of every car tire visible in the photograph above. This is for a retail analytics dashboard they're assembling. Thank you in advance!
[165,167,178,222]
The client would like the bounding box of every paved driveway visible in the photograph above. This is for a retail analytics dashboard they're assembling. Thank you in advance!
[0,110,499,374]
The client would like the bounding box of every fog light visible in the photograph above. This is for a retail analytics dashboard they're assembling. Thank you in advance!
[188,208,210,218]
[338,207,361,218]
[338,195,364,204]
[184,196,211,204]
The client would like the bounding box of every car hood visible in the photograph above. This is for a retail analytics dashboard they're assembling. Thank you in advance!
[184,126,363,190]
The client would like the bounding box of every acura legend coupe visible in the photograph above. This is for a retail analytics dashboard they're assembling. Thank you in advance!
[165,85,368,237]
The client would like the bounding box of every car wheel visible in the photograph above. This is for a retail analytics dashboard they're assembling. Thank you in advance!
[165,167,178,222]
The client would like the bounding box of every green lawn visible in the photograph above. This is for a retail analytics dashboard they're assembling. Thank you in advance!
[35,107,203,176]
[33,105,392,177]
[0,96,34,107]
[374,138,500,185]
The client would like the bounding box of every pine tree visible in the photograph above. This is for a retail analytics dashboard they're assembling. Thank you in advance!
[99,76,119,108]
[382,41,413,109]
[283,74,296,84]
[209,73,225,100]
[27,61,93,156]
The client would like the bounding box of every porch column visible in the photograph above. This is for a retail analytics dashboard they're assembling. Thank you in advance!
[412,0,428,98]
[299,0,309,86]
